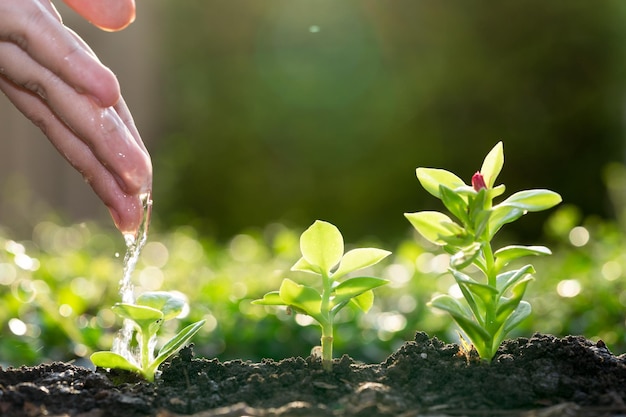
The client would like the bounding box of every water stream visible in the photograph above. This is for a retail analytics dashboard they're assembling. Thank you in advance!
[111,192,153,364]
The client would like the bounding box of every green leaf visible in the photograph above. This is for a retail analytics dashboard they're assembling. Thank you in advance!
[487,206,525,239]
[331,277,389,311]
[472,209,492,241]
[439,185,470,225]
[501,301,531,336]
[279,279,323,322]
[333,248,391,280]
[498,189,562,212]
[404,211,464,245]
[300,220,344,276]
[291,257,322,275]
[438,227,473,248]
[450,243,482,270]
[112,303,163,334]
[452,280,485,328]
[350,290,374,312]
[480,142,504,188]
[468,188,488,216]
[416,168,467,199]
[251,291,284,306]
[429,295,491,342]
[487,184,506,200]
[90,351,141,373]
[429,294,470,319]
[494,245,551,270]
[496,276,533,324]
[153,320,206,370]
[450,269,498,303]
[136,291,185,321]
[496,264,535,294]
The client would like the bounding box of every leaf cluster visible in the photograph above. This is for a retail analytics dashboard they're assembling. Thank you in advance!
[253,220,390,368]
[405,142,561,359]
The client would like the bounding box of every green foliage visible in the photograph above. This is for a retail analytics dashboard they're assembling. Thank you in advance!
[6,172,626,367]
[91,291,205,381]
[253,220,390,370]
[405,142,562,359]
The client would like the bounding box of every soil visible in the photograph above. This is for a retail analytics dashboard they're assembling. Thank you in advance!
[1,332,626,417]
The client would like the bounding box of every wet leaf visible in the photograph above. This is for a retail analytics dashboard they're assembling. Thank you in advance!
[112,303,163,335]
[136,291,186,321]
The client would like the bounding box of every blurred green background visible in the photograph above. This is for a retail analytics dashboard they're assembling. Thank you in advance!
[153,0,626,242]
[3,1,626,366]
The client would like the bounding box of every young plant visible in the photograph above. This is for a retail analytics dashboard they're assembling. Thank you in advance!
[253,220,391,371]
[91,291,205,382]
[405,142,561,360]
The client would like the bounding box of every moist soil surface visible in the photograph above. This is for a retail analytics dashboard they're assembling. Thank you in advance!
[2,333,626,417]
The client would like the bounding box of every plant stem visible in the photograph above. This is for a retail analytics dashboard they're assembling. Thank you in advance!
[141,331,151,377]
[321,326,333,372]
[482,240,499,359]
[320,272,334,371]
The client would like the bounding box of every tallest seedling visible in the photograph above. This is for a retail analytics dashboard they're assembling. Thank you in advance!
[405,142,561,360]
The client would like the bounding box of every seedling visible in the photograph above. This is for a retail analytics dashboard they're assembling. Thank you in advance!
[253,220,391,371]
[91,291,205,381]
[405,142,561,360]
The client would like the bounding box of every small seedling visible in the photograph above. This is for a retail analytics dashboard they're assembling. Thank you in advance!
[405,142,561,360]
[91,291,205,381]
[253,220,391,371]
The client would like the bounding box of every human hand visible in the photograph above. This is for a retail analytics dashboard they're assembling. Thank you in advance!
[0,0,151,236]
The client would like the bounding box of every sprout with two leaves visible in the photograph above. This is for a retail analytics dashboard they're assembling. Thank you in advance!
[405,142,561,360]
[253,220,391,371]
[91,291,205,381]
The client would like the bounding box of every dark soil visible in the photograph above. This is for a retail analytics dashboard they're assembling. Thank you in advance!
[2,333,626,417]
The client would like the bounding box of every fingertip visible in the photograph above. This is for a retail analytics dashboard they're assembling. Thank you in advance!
[107,194,144,235]
[63,0,136,32]
[86,65,121,107]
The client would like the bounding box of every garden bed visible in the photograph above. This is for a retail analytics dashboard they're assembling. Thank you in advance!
[1,332,626,417]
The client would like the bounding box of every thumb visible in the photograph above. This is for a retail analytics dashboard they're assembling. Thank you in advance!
[62,0,136,31]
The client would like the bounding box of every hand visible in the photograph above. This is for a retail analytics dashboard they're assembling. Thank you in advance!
[0,0,151,236]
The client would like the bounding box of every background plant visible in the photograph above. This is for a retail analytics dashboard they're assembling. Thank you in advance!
[253,220,390,370]
[405,142,562,359]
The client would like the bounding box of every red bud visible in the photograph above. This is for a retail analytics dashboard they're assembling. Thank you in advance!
[472,171,487,191]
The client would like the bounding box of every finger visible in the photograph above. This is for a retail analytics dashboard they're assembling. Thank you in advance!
[62,26,148,154]
[62,0,136,32]
[0,75,145,234]
[0,0,120,106]
[0,40,152,196]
